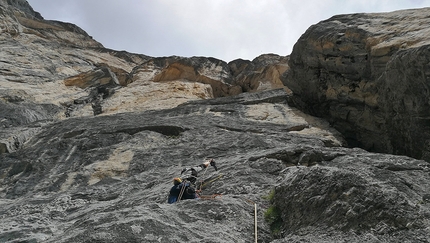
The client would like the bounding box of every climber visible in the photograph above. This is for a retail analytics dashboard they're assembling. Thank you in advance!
[167,177,198,204]
[180,159,217,184]
[168,159,218,204]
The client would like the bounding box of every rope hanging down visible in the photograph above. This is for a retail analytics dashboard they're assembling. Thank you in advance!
[198,165,209,191]
[235,196,258,243]
[254,203,258,243]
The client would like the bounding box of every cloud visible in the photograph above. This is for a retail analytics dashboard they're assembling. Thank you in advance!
[26,0,430,62]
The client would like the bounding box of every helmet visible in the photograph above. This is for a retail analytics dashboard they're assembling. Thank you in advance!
[173,177,182,185]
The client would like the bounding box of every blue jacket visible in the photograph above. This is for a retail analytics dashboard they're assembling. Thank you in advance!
[167,182,197,204]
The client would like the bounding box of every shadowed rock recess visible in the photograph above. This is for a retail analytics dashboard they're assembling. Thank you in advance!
[1,1,430,242]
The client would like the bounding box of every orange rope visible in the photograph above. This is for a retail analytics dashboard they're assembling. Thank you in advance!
[199,194,222,200]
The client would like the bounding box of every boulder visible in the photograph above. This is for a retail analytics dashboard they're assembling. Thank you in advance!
[285,8,430,161]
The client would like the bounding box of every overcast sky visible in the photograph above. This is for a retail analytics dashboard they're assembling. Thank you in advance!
[27,0,430,62]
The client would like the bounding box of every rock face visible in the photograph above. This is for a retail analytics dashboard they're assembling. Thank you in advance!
[229,54,290,93]
[285,8,430,161]
[2,87,429,243]
[272,149,430,242]
[0,0,289,154]
[0,88,345,243]
[1,1,430,242]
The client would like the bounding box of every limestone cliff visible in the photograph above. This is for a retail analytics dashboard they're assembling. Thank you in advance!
[0,0,289,154]
[285,8,430,161]
[1,1,430,243]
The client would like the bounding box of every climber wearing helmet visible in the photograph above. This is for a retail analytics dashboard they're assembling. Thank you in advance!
[167,159,218,204]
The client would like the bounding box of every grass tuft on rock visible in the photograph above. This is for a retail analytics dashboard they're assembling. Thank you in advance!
[263,189,284,237]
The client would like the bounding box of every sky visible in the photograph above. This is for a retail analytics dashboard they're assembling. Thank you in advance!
[26,0,430,62]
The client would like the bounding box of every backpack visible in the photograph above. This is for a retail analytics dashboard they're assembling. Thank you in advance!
[181,168,198,183]
[183,186,197,199]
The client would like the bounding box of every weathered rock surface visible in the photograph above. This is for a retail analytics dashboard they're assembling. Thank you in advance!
[1,87,429,243]
[0,0,289,154]
[272,149,430,242]
[285,8,430,161]
[0,88,342,243]
[229,54,290,93]
[1,1,430,242]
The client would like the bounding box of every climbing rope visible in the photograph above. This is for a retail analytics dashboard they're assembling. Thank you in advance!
[245,199,259,243]
[254,202,258,243]
[198,165,209,191]
[177,180,187,202]
[200,174,223,188]
[234,197,258,243]
[199,194,222,200]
